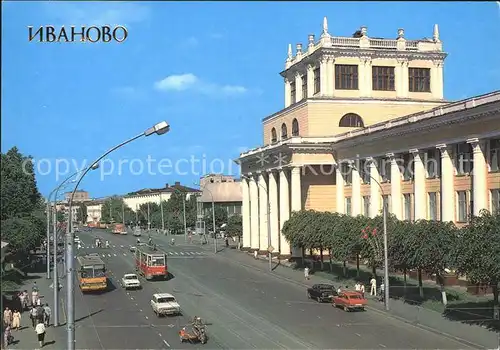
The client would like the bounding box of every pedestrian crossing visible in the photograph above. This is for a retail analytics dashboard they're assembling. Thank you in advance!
[77,251,206,258]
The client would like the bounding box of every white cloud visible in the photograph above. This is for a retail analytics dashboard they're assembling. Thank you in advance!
[42,2,150,26]
[154,74,248,97]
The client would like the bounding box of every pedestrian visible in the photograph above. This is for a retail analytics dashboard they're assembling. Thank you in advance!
[43,304,51,327]
[4,325,13,348]
[360,283,365,298]
[19,291,26,312]
[354,281,361,292]
[31,289,39,306]
[30,306,38,328]
[254,250,258,259]
[379,282,385,301]
[35,320,46,348]
[370,277,377,296]
[32,281,39,293]
[225,236,229,248]
[304,266,310,280]
[11,310,21,331]
[3,307,12,327]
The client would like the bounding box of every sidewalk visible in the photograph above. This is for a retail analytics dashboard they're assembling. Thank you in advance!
[218,248,498,349]
[3,270,65,349]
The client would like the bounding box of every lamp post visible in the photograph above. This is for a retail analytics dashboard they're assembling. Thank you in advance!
[348,162,390,311]
[242,174,272,272]
[65,121,170,350]
[195,183,217,254]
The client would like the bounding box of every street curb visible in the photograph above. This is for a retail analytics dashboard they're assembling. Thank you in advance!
[216,251,489,350]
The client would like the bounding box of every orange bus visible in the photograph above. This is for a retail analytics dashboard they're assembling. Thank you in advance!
[76,255,107,292]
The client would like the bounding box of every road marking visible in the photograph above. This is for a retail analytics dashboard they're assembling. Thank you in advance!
[131,297,134,300]
[145,316,149,320]
[180,252,184,255]
[120,245,123,248]
[108,254,111,257]
[355,333,361,337]
[379,344,386,348]
[123,253,127,256]
[113,254,117,257]
[139,309,142,312]
[168,252,173,255]
[195,252,201,255]
[174,252,178,255]
[158,333,162,337]
[163,339,170,347]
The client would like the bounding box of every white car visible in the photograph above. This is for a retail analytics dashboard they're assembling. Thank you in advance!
[150,293,181,317]
[121,273,141,289]
[74,236,81,244]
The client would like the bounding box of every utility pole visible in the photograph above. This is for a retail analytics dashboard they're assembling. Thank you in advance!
[122,201,125,225]
[182,195,187,242]
[211,200,217,254]
[147,202,151,231]
[46,202,51,279]
[109,203,112,223]
[52,204,59,326]
[160,199,165,234]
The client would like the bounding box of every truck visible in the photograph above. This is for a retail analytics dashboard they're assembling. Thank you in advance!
[112,223,127,234]
[135,245,168,280]
[76,255,107,292]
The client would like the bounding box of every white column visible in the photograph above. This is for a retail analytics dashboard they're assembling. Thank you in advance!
[326,57,335,96]
[351,163,361,215]
[268,171,280,254]
[258,173,268,252]
[291,167,302,211]
[411,149,427,220]
[389,153,403,219]
[284,78,291,108]
[249,174,260,250]
[368,158,381,218]
[307,64,314,97]
[468,138,488,216]
[336,166,345,214]
[437,144,454,222]
[279,169,291,256]
[241,177,251,249]
[431,60,444,100]
[359,57,371,97]
[319,57,328,96]
[295,72,303,101]
[396,59,409,98]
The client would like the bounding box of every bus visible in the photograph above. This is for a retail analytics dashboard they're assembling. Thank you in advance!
[135,246,167,280]
[76,255,107,292]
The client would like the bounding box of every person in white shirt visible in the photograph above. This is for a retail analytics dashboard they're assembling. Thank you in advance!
[354,282,361,292]
[360,283,365,298]
[370,277,377,296]
[304,267,310,280]
[35,321,46,347]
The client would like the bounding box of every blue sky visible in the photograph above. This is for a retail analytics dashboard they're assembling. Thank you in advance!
[2,1,499,199]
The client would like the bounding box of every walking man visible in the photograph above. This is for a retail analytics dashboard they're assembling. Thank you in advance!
[43,304,51,327]
[370,277,377,296]
[304,266,310,280]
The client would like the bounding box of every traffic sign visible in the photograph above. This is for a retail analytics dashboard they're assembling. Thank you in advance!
[267,245,274,253]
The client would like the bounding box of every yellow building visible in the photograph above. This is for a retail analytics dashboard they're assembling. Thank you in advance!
[236,18,500,257]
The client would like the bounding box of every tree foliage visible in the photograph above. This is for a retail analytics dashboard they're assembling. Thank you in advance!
[204,205,228,232]
[76,203,87,224]
[101,196,135,224]
[1,147,46,255]
[226,215,242,238]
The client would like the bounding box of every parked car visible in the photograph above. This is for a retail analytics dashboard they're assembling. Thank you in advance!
[307,284,337,303]
[129,245,136,252]
[121,273,141,289]
[332,291,367,312]
[150,293,181,317]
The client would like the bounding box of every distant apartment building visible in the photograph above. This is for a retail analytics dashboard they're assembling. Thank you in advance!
[64,190,90,203]
[198,174,242,217]
[123,182,200,211]
[86,199,105,224]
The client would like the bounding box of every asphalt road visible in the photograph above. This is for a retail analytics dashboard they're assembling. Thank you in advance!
[67,229,475,349]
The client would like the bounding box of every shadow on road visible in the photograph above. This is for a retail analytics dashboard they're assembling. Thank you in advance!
[165,272,175,281]
[75,308,104,323]
[443,301,499,332]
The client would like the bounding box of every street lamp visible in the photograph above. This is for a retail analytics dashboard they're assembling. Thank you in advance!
[65,121,170,350]
[348,161,390,311]
[195,182,217,254]
[241,174,272,272]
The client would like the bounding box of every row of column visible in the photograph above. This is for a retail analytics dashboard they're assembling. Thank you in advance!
[241,168,302,255]
[337,139,488,220]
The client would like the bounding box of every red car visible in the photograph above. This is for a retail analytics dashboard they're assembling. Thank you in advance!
[332,291,367,311]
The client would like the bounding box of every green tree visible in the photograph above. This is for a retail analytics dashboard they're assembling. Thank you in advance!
[56,211,65,223]
[76,203,87,224]
[453,210,500,308]
[101,197,135,224]
[226,215,242,240]
[204,206,228,233]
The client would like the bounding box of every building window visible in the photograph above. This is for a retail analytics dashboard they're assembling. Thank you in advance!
[372,66,395,91]
[425,149,440,178]
[380,158,391,183]
[345,197,352,216]
[359,160,370,184]
[456,143,473,175]
[402,154,413,181]
[363,196,370,217]
[313,68,320,94]
[489,139,500,172]
[281,123,288,139]
[302,75,308,100]
[292,118,299,137]
[492,189,500,215]
[335,64,358,90]
[341,162,352,185]
[403,194,412,221]
[290,82,296,104]
[408,68,431,92]
[382,195,391,214]
[235,205,242,215]
[457,191,468,222]
[339,113,364,128]
[270,128,277,143]
[428,192,438,220]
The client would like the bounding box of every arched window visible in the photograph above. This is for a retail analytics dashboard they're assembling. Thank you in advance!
[281,123,288,139]
[291,118,299,137]
[339,113,365,128]
[271,127,277,143]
